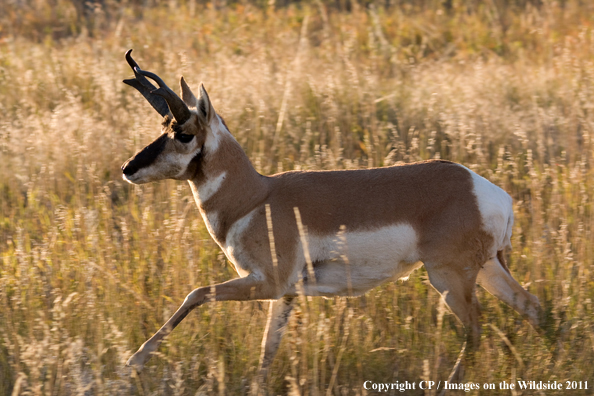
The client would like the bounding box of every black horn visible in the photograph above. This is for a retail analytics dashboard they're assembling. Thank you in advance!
[123,49,171,118]
[136,69,192,125]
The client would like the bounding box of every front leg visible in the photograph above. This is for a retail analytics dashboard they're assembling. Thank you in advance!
[250,296,295,394]
[127,275,281,370]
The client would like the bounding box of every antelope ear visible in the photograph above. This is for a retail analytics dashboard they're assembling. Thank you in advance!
[180,76,198,108]
[197,83,215,124]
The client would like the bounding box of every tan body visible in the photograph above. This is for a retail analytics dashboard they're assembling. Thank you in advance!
[121,51,542,389]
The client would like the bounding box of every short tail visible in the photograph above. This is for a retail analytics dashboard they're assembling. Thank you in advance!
[504,196,514,249]
[497,250,511,274]
[498,194,514,275]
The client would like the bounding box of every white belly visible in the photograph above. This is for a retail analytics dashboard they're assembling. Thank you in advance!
[296,223,422,296]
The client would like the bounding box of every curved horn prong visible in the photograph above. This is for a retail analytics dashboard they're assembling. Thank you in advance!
[123,50,171,118]
[136,68,192,124]
[123,78,172,118]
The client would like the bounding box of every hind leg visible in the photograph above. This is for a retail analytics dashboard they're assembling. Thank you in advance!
[426,263,482,351]
[426,262,481,385]
[477,255,542,331]
[426,262,482,383]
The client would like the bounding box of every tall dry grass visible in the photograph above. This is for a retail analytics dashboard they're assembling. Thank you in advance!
[1,1,594,394]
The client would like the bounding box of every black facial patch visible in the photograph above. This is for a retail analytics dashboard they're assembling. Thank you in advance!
[122,133,168,176]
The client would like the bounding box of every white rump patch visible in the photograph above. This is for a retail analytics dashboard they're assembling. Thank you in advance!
[469,170,514,252]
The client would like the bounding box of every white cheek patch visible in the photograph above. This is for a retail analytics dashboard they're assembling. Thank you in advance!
[197,171,227,203]
[166,138,201,178]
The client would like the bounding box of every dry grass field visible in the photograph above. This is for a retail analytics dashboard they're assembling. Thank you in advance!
[1,1,594,394]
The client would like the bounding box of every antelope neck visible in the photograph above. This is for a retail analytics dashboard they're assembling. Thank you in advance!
[187,136,268,245]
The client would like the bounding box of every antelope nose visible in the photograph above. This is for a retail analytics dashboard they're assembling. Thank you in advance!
[122,160,135,176]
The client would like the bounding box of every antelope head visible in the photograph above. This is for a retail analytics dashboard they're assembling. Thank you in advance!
[121,50,216,184]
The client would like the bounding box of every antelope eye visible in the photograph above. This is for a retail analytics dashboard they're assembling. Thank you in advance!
[176,133,194,143]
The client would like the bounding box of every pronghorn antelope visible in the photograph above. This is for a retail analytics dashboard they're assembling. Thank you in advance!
[121,49,543,382]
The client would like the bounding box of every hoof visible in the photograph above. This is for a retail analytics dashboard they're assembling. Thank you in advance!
[249,378,264,396]
[126,350,150,371]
